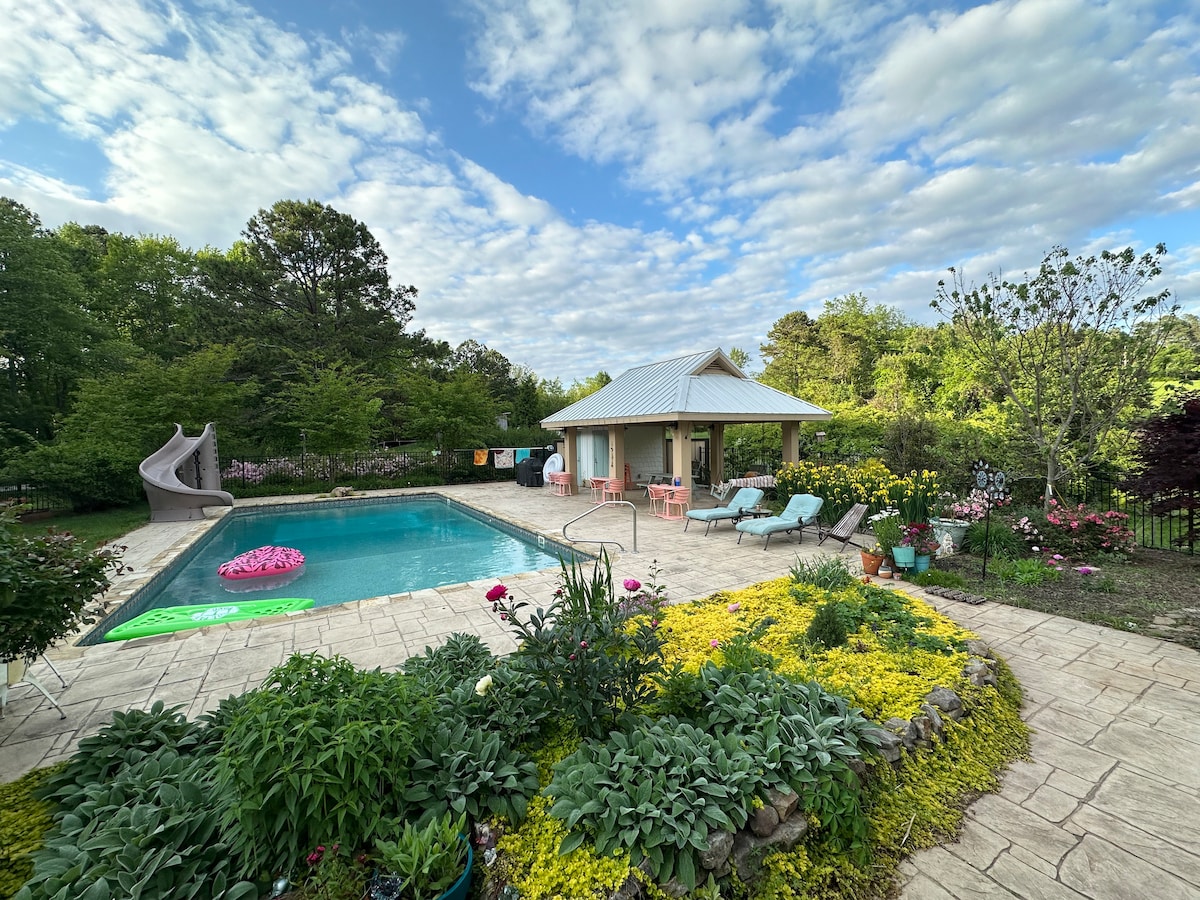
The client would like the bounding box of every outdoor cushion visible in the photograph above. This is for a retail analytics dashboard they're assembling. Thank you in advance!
[684,488,765,535]
[735,494,824,549]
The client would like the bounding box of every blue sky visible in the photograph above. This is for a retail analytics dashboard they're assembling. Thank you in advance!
[2,0,1198,384]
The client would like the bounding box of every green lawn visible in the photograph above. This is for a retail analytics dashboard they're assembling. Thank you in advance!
[15,503,151,549]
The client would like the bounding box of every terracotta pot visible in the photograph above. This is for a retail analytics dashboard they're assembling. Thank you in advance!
[860,551,884,576]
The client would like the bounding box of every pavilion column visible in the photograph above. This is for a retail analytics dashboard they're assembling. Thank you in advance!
[608,424,626,485]
[563,428,579,488]
[670,420,694,489]
[781,421,800,465]
[709,424,725,484]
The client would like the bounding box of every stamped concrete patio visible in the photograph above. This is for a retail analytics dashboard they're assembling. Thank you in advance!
[2,482,1198,899]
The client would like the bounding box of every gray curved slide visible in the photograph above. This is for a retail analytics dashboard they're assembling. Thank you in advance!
[140,423,234,522]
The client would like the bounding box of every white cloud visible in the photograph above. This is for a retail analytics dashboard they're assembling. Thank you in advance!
[1,0,1196,383]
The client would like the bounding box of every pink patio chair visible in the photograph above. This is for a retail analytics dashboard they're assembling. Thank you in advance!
[589,477,608,503]
[663,487,691,520]
[646,483,669,517]
[602,478,625,503]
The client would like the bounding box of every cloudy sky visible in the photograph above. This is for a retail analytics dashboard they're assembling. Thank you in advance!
[3,0,1197,383]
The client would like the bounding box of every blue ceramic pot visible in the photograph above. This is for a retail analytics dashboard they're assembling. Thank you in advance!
[369,837,473,900]
[914,554,931,573]
[891,545,916,568]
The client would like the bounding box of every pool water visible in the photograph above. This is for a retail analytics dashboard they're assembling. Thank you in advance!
[89,496,575,642]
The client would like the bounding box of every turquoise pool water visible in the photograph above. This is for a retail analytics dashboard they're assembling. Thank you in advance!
[85,496,576,643]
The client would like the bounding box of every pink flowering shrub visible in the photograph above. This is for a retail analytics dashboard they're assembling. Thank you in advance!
[1011,514,1044,548]
[945,490,991,523]
[1041,499,1136,557]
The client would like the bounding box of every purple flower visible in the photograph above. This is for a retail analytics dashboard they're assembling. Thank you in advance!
[623,578,641,592]
[727,602,740,613]
[710,639,720,648]
[579,640,588,649]
[486,584,507,602]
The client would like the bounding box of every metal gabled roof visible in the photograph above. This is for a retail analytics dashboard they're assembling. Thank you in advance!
[541,348,831,427]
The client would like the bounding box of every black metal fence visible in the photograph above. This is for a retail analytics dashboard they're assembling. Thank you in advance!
[218,448,529,495]
[720,448,783,481]
[1060,474,1195,555]
[0,483,59,513]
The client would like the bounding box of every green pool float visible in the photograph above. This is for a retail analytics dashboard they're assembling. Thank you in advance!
[104,597,316,642]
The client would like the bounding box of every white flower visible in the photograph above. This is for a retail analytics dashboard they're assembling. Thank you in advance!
[474,674,494,696]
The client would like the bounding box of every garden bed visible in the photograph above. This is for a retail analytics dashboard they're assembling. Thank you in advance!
[932,548,1200,650]
[3,559,1028,900]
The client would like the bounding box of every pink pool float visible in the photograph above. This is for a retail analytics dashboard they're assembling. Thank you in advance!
[218,545,305,580]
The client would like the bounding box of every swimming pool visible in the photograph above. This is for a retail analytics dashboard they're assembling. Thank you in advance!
[83,495,581,644]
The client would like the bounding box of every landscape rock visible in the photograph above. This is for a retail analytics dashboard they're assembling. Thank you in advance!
[863,724,904,763]
[767,787,799,821]
[731,815,809,882]
[699,830,735,870]
[924,686,965,720]
[964,658,999,688]
[750,804,780,837]
[964,639,993,658]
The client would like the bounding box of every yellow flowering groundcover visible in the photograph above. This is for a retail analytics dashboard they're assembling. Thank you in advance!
[495,576,1028,899]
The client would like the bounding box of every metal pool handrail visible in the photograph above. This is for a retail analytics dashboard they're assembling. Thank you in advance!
[561,500,637,553]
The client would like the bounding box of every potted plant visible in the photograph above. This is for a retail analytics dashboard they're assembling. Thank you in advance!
[370,812,472,900]
[868,510,903,565]
[859,541,885,576]
[904,522,940,573]
[892,520,936,571]
[0,510,125,690]
[932,491,988,549]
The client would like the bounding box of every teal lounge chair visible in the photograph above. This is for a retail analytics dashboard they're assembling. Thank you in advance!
[735,494,825,550]
[684,487,765,535]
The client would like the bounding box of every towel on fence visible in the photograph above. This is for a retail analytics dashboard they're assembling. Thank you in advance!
[515,448,531,463]
[493,448,515,468]
[474,449,489,466]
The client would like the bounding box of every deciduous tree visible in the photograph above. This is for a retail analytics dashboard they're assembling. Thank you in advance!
[0,199,108,447]
[934,244,1177,508]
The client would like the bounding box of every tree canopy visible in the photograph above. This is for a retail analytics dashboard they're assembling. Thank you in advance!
[3,191,1191,511]
[933,244,1177,506]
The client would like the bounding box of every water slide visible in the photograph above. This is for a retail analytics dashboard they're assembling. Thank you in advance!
[140,423,235,522]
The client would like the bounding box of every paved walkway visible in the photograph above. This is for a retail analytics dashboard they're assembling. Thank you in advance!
[2,484,1198,899]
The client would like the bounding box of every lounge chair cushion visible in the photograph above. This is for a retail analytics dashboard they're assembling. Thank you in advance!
[735,494,824,537]
[685,488,765,523]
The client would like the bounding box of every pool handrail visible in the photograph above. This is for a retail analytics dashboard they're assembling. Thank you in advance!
[561,500,637,553]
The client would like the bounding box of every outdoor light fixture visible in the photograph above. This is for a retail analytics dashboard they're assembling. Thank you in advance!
[815,431,826,443]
